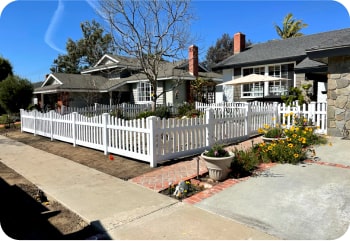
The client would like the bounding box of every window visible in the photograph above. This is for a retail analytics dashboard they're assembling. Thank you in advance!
[241,63,293,98]
[268,64,289,96]
[242,82,264,97]
[137,82,153,102]
[241,66,265,97]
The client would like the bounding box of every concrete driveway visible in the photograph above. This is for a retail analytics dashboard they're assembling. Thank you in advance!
[195,137,350,240]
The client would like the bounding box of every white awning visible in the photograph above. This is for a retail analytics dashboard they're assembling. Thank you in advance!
[218,74,290,85]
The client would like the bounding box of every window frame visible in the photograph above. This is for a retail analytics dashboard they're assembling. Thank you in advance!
[241,63,294,98]
[137,81,153,103]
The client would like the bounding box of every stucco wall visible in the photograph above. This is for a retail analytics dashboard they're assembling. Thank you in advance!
[327,56,350,137]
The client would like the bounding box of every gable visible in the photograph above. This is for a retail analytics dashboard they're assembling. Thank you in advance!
[94,54,119,67]
[41,74,62,87]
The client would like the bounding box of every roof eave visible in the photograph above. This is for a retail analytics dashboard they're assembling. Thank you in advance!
[213,56,304,70]
[294,66,328,74]
[306,45,350,61]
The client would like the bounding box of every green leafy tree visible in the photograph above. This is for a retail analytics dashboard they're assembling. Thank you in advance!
[205,33,232,71]
[98,0,195,111]
[0,75,33,114]
[205,33,252,70]
[274,13,308,39]
[0,56,13,81]
[51,20,115,73]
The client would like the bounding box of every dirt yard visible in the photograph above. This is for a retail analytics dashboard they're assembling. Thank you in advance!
[0,128,157,239]
[2,128,154,179]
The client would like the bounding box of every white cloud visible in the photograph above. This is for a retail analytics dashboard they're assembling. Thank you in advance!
[44,0,66,54]
[0,0,16,18]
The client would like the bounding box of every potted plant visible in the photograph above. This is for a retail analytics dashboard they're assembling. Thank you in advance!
[201,144,234,181]
[258,124,287,143]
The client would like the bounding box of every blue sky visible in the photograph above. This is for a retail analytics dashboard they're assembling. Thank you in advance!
[0,0,349,83]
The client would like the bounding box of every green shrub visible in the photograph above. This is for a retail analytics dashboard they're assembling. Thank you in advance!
[177,102,194,116]
[177,103,202,118]
[0,114,8,124]
[136,106,171,119]
[137,110,155,119]
[110,108,126,119]
[154,106,171,119]
[231,147,260,178]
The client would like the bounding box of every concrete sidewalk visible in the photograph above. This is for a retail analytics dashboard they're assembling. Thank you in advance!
[0,135,276,240]
[195,137,350,240]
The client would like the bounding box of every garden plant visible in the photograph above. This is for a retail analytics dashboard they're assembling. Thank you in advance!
[230,118,327,176]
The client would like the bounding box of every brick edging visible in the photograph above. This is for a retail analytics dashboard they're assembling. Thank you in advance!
[183,162,277,204]
[304,159,350,169]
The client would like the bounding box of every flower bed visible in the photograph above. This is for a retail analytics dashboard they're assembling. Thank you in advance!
[160,178,210,200]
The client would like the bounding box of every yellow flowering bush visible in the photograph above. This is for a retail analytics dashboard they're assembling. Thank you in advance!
[293,114,314,127]
[256,139,305,164]
[258,124,286,138]
[255,118,327,164]
[287,125,327,147]
[230,116,328,172]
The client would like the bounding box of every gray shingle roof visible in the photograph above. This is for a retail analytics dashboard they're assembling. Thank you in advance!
[307,28,350,51]
[214,28,350,69]
[35,46,223,94]
[295,57,327,71]
[34,73,109,93]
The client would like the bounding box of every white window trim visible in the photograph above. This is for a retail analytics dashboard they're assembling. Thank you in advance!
[240,62,295,98]
[137,81,153,103]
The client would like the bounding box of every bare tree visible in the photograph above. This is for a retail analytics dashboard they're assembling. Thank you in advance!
[98,0,195,110]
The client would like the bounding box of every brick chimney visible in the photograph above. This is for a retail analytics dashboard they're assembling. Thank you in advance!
[188,45,198,77]
[233,32,246,54]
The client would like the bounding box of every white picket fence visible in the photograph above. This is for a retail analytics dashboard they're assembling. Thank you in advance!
[60,103,179,118]
[196,101,327,134]
[20,101,327,167]
[279,102,327,132]
[20,102,278,167]
[62,103,152,118]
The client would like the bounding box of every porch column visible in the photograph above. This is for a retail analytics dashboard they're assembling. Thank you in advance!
[40,93,44,109]
[264,82,269,97]
[109,91,113,107]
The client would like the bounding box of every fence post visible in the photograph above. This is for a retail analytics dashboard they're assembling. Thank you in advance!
[205,108,214,147]
[273,102,279,126]
[244,103,252,137]
[50,110,54,141]
[147,116,158,168]
[102,113,109,155]
[72,112,77,147]
[20,109,24,133]
[33,110,37,136]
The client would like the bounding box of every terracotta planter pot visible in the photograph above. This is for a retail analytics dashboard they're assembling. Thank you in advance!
[261,136,288,143]
[201,152,234,181]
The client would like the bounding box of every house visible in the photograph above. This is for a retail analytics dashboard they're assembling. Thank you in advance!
[214,28,350,137]
[305,29,350,137]
[33,45,222,110]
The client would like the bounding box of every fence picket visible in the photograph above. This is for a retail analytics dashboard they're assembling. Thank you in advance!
[20,101,327,167]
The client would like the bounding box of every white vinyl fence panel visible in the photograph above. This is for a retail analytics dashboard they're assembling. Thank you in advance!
[279,102,327,134]
[20,101,326,167]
